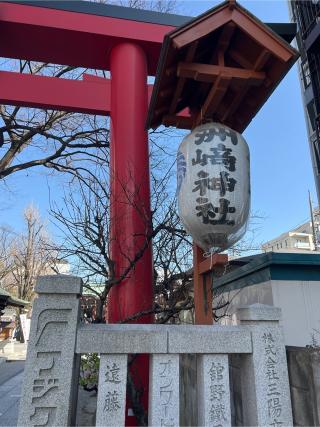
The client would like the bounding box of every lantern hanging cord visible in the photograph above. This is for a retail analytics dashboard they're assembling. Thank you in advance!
[203,246,224,268]
[203,247,219,258]
[203,249,217,270]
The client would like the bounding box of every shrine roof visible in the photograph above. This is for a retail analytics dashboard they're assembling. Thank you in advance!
[0,286,29,307]
[0,1,296,76]
[213,253,320,293]
[146,0,299,132]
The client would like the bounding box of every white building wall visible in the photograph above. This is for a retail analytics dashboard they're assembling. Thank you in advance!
[218,281,273,325]
[271,280,320,347]
[219,279,320,347]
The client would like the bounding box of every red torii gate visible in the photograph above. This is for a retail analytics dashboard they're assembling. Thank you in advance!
[0,0,296,322]
[0,1,193,323]
[0,2,193,420]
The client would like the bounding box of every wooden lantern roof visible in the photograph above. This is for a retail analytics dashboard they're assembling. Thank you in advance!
[146,0,299,132]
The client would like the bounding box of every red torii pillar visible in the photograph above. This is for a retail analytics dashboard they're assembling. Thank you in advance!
[109,43,153,423]
[109,43,153,325]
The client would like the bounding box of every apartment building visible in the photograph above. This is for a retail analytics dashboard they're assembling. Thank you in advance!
[288,1,320,203]
[262,210,320,253]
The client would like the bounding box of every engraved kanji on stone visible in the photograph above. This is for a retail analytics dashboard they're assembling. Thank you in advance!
[270,419,283,427]
[266,356,277,369]
[192,171,236,197]
[192,145,236,171]
[105,363,121,384]
[262,333,275,345]
[209,362,224,382]
[210,384,225,401]
[267,383,281,397]
[194,126,238,146]
[209,403,227,423]
[161,418,175,427]
[268,397,282,418]
[104,391,121,412]
[265,344,277,356]
[266,368,279,381]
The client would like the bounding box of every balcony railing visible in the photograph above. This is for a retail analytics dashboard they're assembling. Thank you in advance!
[293,0,320,40]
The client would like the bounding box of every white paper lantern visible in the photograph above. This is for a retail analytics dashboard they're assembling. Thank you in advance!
[177,122,250,253]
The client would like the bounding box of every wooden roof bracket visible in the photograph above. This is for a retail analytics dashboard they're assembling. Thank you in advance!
[177,63,266,84]
[168,41,199,115]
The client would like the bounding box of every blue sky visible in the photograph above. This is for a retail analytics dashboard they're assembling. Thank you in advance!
[0,0,316,249]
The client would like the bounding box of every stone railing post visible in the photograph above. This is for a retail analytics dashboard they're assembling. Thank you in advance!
[149,354,180,427]
[237,303,293,427]
[96,354,128,426]
[197,354,231,426]
[18,275,82,427]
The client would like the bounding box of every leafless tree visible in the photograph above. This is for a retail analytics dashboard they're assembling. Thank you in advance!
[0,0,176,185]
[2,204,57,302]
[0,226,15,282]
[92,0,176,12]
[50,158,193,323]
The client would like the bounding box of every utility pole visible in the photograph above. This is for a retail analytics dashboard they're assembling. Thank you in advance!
[309,190,318,251]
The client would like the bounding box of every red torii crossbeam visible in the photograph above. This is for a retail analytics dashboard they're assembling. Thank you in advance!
[0,71,155,115]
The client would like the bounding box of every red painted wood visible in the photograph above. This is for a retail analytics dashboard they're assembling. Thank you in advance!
[0,71,111,115]
[0,71,162,116]
[193,245,228,325]
[109,43,153,323]
[0,2,175,74]
[108,43,153,424]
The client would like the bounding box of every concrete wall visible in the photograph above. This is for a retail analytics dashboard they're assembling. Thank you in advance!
[179,354,197,426]
[216,281,273,326]
[272,280,320,347]
[287,347,320,426]
[218,279,320,347]
[229,354,244,426]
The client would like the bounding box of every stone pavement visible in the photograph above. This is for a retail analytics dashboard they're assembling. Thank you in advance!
[0,361,25,427]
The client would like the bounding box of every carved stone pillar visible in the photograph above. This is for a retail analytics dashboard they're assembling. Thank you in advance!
[17,275,82,427]
[237,304,293,427]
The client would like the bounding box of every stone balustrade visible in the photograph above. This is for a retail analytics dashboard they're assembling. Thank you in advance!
[17,275,293,427]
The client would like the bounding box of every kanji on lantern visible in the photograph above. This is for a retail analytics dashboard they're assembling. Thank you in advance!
[177,122,250,253]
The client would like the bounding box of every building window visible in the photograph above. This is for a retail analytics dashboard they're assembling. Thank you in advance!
[313,137,320,174]
[302,60,311,88]
[307,100,317,132]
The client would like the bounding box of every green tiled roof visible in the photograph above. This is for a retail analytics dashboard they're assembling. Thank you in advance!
[0,287,29,307]
[214,252,320,293]
[0,287,11,298]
